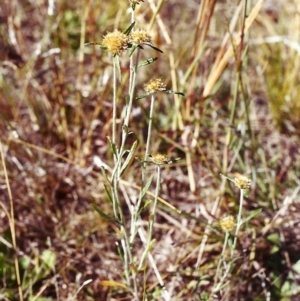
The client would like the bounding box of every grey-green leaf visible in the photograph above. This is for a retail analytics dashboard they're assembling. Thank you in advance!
[138,57,158,68]
[138,199,152,215]
[107,136,118,156]
[120,140,138,176]
[141,175,153,198]
[92,203,121,225]
[242,208,262,224]
[104,184,113,204]
[135,93,149,100]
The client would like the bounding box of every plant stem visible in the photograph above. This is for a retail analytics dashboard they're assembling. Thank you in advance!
[130,93,156,244]
[212,189,245,295]
[112,56,118,157]
[139,165,161,269]
[213,231,229,288]
[149,165,161,241]
[125,49,140,127]
[144,94,155,164]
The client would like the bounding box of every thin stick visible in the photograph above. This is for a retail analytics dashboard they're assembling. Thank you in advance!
[144,94,155,162]
[196,178,226,268]
[139,165,161,269]
[203,0,265,97]
[137,227,171,301]
[0,141,24,301]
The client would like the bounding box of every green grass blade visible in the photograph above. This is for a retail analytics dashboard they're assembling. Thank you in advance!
[92,203,121,225]
[242,208,262,224]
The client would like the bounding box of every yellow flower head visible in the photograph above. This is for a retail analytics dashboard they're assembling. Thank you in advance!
[144,78,166,94]
[219,215,236,232]
[233,174,251,190]
[130,29,151,45]
[149,154,171,165]
[102,30,129,56]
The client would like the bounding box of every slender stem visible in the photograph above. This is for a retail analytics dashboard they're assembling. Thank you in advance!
[0,141,24,301]
[112,56,118,154]
[139,165,161,269]
[144,94,155,163]
[130,93,156,244]
[111,181,140,300]
[196,178,226,268]
[213,231,229,287]
[212,189,245,295]
[149,165,161,242]
[125,49,140,127]
[231,189,244,257]
[110,8,141,299]
[137,227,171,301]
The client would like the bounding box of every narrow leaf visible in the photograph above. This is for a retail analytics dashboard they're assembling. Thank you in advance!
[138,199,152,215]
[138,57,158,68]
[120,141,138,176]
[135,93,149,100]
[141,175,153,198]
[116,241,124,263]
[242,208,262,224]
[104,184,113,204]
[92,203,121,225]
[123,22,135,35]
[100,167,111,183]
[107,136,118,156]
[144,43,163,53]
[122,124,129,135]
[165,90,185,96]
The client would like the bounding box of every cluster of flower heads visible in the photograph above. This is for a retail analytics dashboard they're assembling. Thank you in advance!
[219,215,236,232]
[102,29,151,56]
[130,29,151,45]
[144,78,166,94]
[102,30,129,56]
[233,174,251,190]
[149,154,171,165]
[147,154,181,165]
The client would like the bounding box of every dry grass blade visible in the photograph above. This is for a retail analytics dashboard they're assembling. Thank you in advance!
[203,0,265,97]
